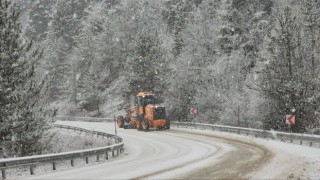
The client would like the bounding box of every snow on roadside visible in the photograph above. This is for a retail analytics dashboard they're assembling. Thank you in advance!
[22,121,319,179]
[247,140,320,179]
[175,127,320,179]
[56,121,320,179]
[46,128,112,153]
[1,126,114,179]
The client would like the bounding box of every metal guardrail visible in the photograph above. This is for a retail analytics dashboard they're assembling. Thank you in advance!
[55,116,114,122]
[0,124,124,179]
[2,119,317,179]
[172,121,320,148]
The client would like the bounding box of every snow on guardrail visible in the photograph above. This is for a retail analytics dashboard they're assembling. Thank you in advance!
[55,116,114,122]
[55,117,320,148]
[0,124,124,179]
[171,121,320,148]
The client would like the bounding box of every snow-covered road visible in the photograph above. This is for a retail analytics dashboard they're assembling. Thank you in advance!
[23,121,320,179]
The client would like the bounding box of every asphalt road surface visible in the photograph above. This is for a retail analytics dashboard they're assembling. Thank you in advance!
[22,121,272,179]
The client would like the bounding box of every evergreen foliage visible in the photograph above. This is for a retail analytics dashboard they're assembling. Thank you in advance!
[125,30,168,99]
[258,6,318,132]
[0,0,53,157]
[10,0,320,134]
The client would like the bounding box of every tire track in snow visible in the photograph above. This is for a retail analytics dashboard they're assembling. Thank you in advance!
[169,129,273,179]
[21,122,271,179]
[133,135,223,179]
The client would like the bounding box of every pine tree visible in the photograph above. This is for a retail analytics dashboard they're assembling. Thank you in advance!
[0,0,53,157]
[167,0,220,123]
[115,0,168,101]
[44,36,72,101]
[217,0,273,64]
[26,0,56,41]
[212,0,274,127]
[258,7,315,133]
[73,31,103,113]
[51,0,90,48]
[300,0,320,129]
[301,0,319,78]
[162,0,195,57]
[125,29,168,99]
[43,0,93,102]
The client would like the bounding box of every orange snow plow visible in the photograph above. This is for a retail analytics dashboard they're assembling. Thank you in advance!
[117,92,170,131]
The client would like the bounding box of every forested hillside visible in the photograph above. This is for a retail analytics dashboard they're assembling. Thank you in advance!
[15,0,320,133]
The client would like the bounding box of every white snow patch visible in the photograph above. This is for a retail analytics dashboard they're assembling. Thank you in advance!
[175,127,320,179]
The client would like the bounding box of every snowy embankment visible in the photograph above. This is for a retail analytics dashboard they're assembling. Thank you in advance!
[1,123,123,179]
[21,121,320,179]
[173,122,320,178]
[175,128,320,179]
[46,127,112,153]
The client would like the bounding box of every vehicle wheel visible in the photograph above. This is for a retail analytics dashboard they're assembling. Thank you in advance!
[142,120,146,131]
[117,116,124,128]
[125,117,130,123]
[142,120,149,132]
[166,120,170,130]
[137,121,142,131]
[130,123,135,129]
[137,116,143,131]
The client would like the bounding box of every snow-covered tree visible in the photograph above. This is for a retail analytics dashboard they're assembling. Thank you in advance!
[50,0,90,48]
[72,30,103,113]
[41,34,72,102]
[103,0,170,103]
[125,29,168,99]
[162,0,195,57]
[258,7,316,132]
[0,0,54,157]
[166,0,221,123]
[300,0,320,129]
[12,0,320,132]
[25,0,56,41]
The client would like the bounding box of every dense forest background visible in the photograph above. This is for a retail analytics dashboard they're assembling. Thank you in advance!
[12,0,320,133]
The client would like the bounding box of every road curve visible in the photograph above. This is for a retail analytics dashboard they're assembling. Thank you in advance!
[24,121,271,179]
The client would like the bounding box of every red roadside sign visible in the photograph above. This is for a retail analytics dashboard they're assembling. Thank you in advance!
[190,107,197,115]
[286,114,295,125]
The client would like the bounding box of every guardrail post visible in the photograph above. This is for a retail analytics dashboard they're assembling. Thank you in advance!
[86,157,89,164]
[97,154,100,161]
[53,162,56,171]
[71,159,74,167]
[106,151,109,160]
[30,165,35,175]
[117,149,120,156]
[310,142,313,147]
[2,165,6,179]
[300,141,302,145]
[112,150,115,157]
